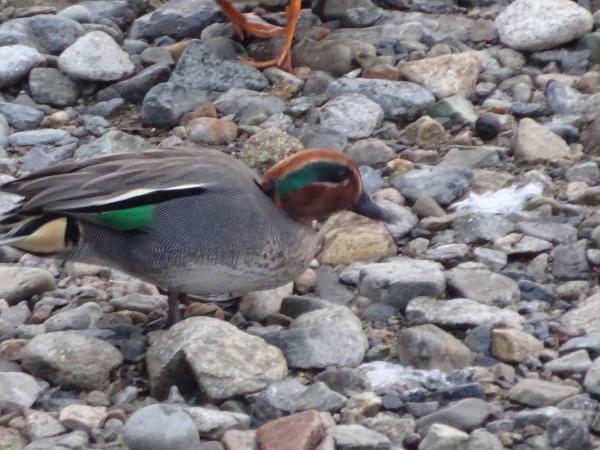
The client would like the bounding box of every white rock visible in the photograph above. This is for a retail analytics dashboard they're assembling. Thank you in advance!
[58,31,135,81]
[496,0,593,52]
[0,372,40,408]
[0,45,45,88]
[59,404,107,432]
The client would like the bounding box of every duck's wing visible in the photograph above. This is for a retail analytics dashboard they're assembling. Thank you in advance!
[0,148,261,248]
[1,147,259,216]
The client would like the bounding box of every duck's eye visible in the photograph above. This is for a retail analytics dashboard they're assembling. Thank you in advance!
[327,166,353,183]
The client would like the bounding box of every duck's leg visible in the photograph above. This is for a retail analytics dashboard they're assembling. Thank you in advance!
[166,290,184,327]
[214,0,286,39]
[239,0,301,71]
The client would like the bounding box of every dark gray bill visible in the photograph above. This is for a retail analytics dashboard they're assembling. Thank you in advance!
[350,189,393,223]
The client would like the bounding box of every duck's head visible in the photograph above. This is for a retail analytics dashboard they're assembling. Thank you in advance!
[261,148,392,224]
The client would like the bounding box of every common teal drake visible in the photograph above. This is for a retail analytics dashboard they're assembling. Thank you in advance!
[0,147,390,325]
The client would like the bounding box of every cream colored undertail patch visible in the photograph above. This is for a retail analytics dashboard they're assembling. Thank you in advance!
[11,218,67,253]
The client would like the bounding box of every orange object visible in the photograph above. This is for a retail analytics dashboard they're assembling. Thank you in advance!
[214,0,301,72]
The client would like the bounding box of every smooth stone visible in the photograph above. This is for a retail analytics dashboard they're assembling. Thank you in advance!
[491,328,544,363]
[493,233,553,255]
[44,302,104,332]
[59,404,107,432]
[446,267,520,307]
[416,398,494,434]
[28,67,79,106]
[25,410,67,441]
[0,372,40,408]
[0,45,45,88]
[508,379,581,407]
[545,350,592,375]
[560,293,600,334]
[391,165,472,206]
[327,424,391,450]
[182,406,250,440]
[8,129,71,147]
[58,30,134,81]
[22,331,123,391]
[214,88,285,126]
[358,257,446,310]
[326,78,435,121]
[74,129,152,161]
[397,324,473,372]
[317,93,383,139]
[123,404,201,450]
[405,297,523,329]
[495,0,593,51]
[399,52,480,99]
[262,306,367,369]
[583,357,600,397]
[0,267,56,306]
[0,102,44,131]
[418,424,469,450]
[22,430,88,450]
[147,317,287,400]
[141,81,208,128]
[513,117,570,163]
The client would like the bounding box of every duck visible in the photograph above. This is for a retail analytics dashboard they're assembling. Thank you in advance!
[0,147,391,325]
[214,0,327,71]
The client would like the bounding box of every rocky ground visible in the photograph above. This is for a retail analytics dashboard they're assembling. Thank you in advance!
[0,0,600,449]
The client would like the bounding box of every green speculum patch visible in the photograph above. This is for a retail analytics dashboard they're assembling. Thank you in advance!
[96,204,155,231]
[275,161,351,198]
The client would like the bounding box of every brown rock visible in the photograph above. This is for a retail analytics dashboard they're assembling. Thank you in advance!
[397,324,474,372]
[363,63,400,81]
[0,426,26,449]
[187,117,238,145]
[222,429,257,450]
[491,328,544,363]
[59,404,107,432]
[513,118,570,163]
[0,339,28,361]
[398,116,450,148]
[318,222,396,266]
[399,52,480,98]
[256,410,325,450]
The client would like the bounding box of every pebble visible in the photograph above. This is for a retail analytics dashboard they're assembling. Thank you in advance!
[123,404,201,450]
[0,45,45,88]
[22,331,123,391]
[508,379,581,407]
[491,328,544,363]
[317,93,384,139]
[327,424,391,449]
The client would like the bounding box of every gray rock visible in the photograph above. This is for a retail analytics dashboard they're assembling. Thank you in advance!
[391,165,473,206]
[318,93,384,139]
[516,221,578,245]
[28,68,79,106]
[545,350,592,375]
[419,423,469,450]
[583,356,600,397]
[140,46,174,66]
[566,161,600,184]
[0,102,44,131]
[496,0,593,52]
[0,45,45,88]
[440,147,502,169]
[23,430,88,450]
[262,306,367,369]
[493,233,553,255]
[253,378,308,421]
[348,139,395,167]
[293,381,348,413]
[552,240,589,280]
[8,129,71,147]
[74,129,152,161]
[109,294,168,314]
[0,267,56,306]
[44,302,104,332]
[182,406,250,440]
[560,293,600,334]
[514,406,562,429]
[58,31,134,81]
[472,248,507,271]
[547,414,591,450]
[359,415,415,446]
[147,317,287,400]
[141,81,208,127]
[25,410,67,441]
[327,424,391,450]
[453,213,514,244]
[214,89,286,126]
[446,267,520,307]
[293,38,376,77]
[130,0,221,41]
[58,4,94,23]
[22,331,123,391]
[123,404,201,450]
[358,258,445,310]
[560,333,600,354]
[460,429,503,450]
[416,398,494,434]
[97,63,172,102]
[170,40,268,92]
[508,379,581,407]
[397,324,473,372]
[298,125,348,151]
[0,372,40,408]
[326,78,435,121]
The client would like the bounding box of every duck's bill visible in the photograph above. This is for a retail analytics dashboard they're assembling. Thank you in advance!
[350,189,394,223]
